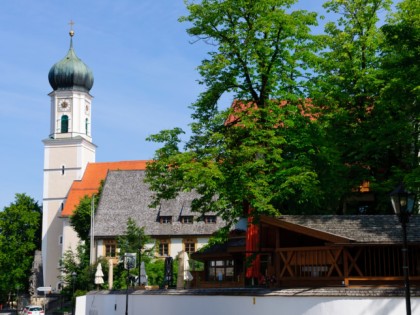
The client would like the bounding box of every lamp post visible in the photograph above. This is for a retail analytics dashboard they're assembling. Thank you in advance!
[124,253,136,315]
[390,184,416,315]
[71,272,77,315]
[16,285,20,311]
[90,194,96,266]
[138,241,142,286]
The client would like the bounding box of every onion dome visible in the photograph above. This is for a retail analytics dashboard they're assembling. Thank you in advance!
[48,30,94,92]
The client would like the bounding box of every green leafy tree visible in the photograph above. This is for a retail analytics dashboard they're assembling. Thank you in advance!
[70,197,164,289]
[0,194,41,302]
[117,218,155,287]
[117,218,154,261]
[60,243,108,295]
[146,0,339,228]
[145,259,166,286]
[69,196,94,242]
[70,181,103,241]
[379,0,420,195]
[312,0,394,213]
[145,258,178,287]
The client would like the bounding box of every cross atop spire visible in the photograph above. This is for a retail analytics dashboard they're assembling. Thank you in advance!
[69,20,75,37]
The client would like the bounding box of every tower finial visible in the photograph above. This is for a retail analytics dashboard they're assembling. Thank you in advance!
[69,20,75,37]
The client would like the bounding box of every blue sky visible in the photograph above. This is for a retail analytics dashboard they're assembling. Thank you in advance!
[0,0,365,209]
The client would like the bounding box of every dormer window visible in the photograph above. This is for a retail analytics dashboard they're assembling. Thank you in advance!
[160,216,172,224]
[204,215,217,224]
[180,216,193,224]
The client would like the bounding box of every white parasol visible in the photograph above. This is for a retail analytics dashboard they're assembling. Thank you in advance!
[177,251,193,289]
[95,262,104,286]
[139,261,148,285]
[183,251,193,282]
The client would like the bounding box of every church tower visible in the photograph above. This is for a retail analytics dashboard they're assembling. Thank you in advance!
[42,27,96,289]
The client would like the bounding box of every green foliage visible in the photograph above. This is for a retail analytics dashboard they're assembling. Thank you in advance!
[145,0,420,218]
[0,194,41,302]
[380,0,420,195]
[146,0,336,228]
[60,243,96,293]
[60,242,112,298]
[311,0,406,213]
[111,218,156,288]
[117,218,154,263]
[69,195,93,242]
[108,257,180,288]
[145,259,166,286]
[147,258,180,287]
[63,218,175,291]
[180,0,320,101]
[70,181,103,241]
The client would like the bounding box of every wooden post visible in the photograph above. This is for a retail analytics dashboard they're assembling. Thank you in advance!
[343,248,349,286]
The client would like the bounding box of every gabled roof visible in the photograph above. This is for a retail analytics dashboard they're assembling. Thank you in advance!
[61,160,148,217]
[194,214,420,260]
[94,170,226,237]
[270,215,420,244]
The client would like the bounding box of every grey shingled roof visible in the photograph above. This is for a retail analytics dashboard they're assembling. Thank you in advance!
[94,170,226,237]
[279,215,420,244]
[158,192,198,216]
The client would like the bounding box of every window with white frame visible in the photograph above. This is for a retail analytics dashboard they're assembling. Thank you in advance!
[160,216,172,224]
[180,216,194,224]
[204,215,217,224]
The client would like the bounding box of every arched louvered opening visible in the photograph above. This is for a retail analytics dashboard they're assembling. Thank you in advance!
[61,115,69,133]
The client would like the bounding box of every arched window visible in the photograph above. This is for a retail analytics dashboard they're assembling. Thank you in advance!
[61,115,69,133]
[85,118,89,135]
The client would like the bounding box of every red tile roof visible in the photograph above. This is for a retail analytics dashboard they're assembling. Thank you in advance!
[61,160,149,217]
[226,99,317,126]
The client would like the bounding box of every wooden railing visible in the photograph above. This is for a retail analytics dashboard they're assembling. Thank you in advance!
[191,271,245,288]
[191,245,420,289]
[275,246,344,286]
[275,245,420,287]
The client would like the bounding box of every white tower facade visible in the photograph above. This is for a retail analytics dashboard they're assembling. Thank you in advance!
[42,30,96,289]
[48,89,93,142]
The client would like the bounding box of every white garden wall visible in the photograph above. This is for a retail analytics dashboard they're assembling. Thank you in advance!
[76,289,419,315]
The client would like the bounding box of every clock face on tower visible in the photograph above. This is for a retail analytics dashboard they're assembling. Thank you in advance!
[85,102,90,115]
[58,99,71,112]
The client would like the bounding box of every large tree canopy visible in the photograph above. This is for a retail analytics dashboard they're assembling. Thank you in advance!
[70,181,103,242]
[312,0,395,213]
[146,0,340,226]
[0,194,42,301]
[379,0,420,192]
[313,0,419,212]
[146,0,419,224]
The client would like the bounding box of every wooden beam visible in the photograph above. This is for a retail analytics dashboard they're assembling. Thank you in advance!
[260,215,352,244]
